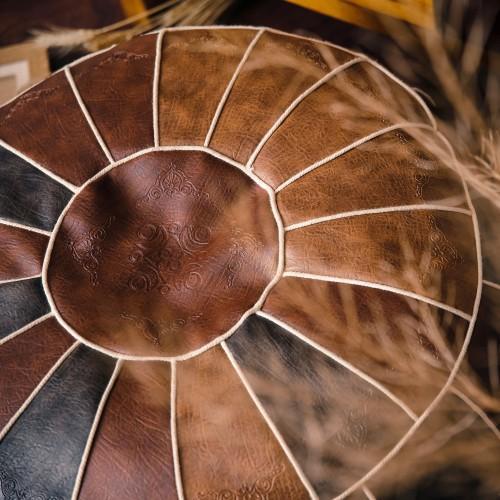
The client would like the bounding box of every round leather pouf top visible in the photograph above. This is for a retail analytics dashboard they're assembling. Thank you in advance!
[0,27,480,500]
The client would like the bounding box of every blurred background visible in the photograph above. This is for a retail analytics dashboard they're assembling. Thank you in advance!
[0,1,499,498]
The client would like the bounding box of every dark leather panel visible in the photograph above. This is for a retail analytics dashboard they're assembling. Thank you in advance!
[0,71,109,186]
[277,128,468,227]
[286,211,478,314]
[0,278,50,340]
[0,224,48,280]
[253,60,431,188]
[263,276,469,414]
[209,30,353,164]
[79,361,176,499]
[48,151,278,358]
[227,315,411,498]
[71,34,157,161]
[0,345,116,500]
[0,316,74,430]
[0,145,72,231]
[177,345,309,499]
[159,28,256,146]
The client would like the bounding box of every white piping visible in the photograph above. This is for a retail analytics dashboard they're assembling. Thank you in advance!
[0,312,54,347]
[0,218,51,237]
[171,361,185,500]
[153,30,166,147]
[0,274,42,285]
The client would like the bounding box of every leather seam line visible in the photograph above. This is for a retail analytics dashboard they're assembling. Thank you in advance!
[256,310,418,421]
[0,274,43,285]
[170,361,185,500]
[221,340,319,500]
[153,30,165,147]
[0,312,54,348]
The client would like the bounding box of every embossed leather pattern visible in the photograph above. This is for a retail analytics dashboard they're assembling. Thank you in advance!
[0,27,483,499]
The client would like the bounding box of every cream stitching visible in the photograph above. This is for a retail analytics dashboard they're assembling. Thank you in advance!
[276,122,433,193]
[256,311,418,421]
[153,29,166,147]
[221,341,319,500]
[41,145,284,363]
[0,341,79,442]
[0,274,42,285]
[362,486,377,500]
[483,279,500,291]
[0,138,78,193]
[332,132,483,500]
[283,272,472,322]
[171,361,185,500]
[64,67,114,164]
[71,359,123,500]
[450,387,500,441]
[285,204,472,232]
[0,218,51,237]
[0,312,53,347]
[246,57,365,170]
[204,29,265,147]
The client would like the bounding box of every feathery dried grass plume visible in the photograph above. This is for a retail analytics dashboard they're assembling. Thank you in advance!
[30,0,234,53]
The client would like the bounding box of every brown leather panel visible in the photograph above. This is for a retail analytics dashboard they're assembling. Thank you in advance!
[79,361,175,500]
[0,316,74,430]
[263,276,469,413]
[209,31,353,164]
[0,225,48,280]
[0,71,109,186]
[158,28,257,146]
[177,345,309,499]
[253,60,431,188]
[277,128,468,227]
[47,151,278,358]
[71,34,157,161]
[286,211,477,314]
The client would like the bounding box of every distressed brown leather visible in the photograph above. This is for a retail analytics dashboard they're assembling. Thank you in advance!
[71,35,157,161]
[79,361,175,499]
[0,317,74,429]
[0,225,48,280]
[0,27,483,500]
[48,150,278,357]
[0,71,109,186]
[177,345,309,499]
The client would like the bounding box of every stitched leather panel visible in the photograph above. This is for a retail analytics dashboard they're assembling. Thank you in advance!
[158,28,256,146]
[0,145,72,231]
[227,315,411,498]
[277,128,468,227]
[47,151,278,357]
[0,225,48,280]
[253,60,431,187]
[286,211,477,313]
[209,31,353,164]
[71,34,157,161]
[0,345,116,500]
[79,361,175,499]
[0,316,74,430]
[177,345,309,499]
[0,72,109,186]
[262,276,469,414]
[0,278,50,340]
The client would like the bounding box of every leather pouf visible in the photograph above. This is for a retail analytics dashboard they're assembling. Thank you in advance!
[0,27,480,499]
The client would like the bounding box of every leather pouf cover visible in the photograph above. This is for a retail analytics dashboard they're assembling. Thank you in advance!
[0,27,481,499]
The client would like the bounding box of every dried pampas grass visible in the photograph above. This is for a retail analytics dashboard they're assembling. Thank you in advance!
[30,0,235,53]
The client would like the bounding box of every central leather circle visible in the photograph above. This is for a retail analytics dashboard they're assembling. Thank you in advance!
[47,151,279,358]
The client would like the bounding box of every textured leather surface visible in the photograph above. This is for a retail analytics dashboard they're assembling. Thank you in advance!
[0,27,483,499]
[48,150,278,357]
[0,278,50,339]
[209,31,353,163]
[0,316,74,430]
[227,315,411,498]
[71,34,157,161]
[0,73,109,186]
[79,361,175,499]
[263,276,469,413]
[177,345,309,499]
[0,224,48,280]
[0,145,72,231]
[0,345,115,500]
[159,29,256,145]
